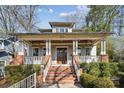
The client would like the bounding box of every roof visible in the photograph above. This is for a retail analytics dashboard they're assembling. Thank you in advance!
[49,22,75,28]
[38,29,52,33]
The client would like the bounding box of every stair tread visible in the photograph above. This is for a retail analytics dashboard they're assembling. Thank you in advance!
[46,66,77,84]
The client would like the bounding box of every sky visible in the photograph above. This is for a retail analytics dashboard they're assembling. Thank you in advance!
[36,5,90,29]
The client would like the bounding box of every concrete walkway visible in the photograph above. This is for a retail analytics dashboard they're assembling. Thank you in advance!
[40,83,82,88]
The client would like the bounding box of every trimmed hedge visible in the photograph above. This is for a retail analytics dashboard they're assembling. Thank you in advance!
[92,77,115,88]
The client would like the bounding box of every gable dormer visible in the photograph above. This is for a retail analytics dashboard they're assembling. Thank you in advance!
[49,22,75,33]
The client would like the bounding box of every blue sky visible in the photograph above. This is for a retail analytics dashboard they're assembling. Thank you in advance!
[36,5,89,29]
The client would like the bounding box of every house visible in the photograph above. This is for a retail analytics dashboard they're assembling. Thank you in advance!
[6,22,112,84]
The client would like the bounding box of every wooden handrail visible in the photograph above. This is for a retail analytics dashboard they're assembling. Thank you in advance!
[44,55,51,68]
[73,55,80,69]
[43,55,51,82]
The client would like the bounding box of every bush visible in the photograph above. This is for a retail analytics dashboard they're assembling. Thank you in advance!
[80,63,89,73]
[118,62,124,72]
[80,73,96,88]
[5,64,41,84]
[117,71,124,87]
[92,77,115,88]
[99,63,111,77]
[88,63,100,77]
[109,63,118,77]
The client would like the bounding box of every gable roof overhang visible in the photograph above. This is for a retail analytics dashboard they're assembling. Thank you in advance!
[49,22,75,28]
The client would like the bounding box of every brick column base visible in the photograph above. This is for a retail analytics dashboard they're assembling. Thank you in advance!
[100,54,109,62]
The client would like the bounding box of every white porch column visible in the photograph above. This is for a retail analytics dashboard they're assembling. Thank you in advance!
[91,45,97,56]
[46,40,49,55]
[48,40,51,55]
[75,40,78,55]
[73,40,76,55]
[100,40,106,55]
[73,40,78,55]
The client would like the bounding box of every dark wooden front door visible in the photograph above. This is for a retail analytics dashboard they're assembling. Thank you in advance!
[57,48,67,64]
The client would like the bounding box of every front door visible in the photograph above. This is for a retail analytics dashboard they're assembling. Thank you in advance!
[57,48,67,64]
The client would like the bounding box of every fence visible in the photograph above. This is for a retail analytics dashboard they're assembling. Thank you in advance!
[8,72,36,88]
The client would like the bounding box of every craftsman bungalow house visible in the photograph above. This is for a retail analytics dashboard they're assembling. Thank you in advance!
[0,22,112,83]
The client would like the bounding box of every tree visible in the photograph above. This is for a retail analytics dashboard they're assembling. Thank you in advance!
[60,6,90,29]
[0,5,41,58]
[86,5,124,36]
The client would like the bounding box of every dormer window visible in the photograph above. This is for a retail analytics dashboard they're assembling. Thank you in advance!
[56,28,68,33]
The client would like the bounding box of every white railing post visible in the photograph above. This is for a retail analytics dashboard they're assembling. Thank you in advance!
[34,72,36,88]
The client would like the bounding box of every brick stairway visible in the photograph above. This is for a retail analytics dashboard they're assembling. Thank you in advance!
[46,66,77,84]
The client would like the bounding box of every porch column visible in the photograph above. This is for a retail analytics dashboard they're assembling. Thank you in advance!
[46,40,49,55]
[73,40,76,55]
[100,40,106,55]
[73,40,78,55]
[48,40,51,55]
[75,40,78,55]
[100,40,108,62]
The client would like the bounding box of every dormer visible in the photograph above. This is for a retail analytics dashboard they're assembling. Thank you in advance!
[49,22,75,33]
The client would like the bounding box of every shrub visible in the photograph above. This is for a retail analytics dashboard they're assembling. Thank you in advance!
[88,68,101,77]
[109,63,118,77]
[92,77,115,88]
[117,71,124,87]
[80,73,96,88]
[118,62,124,72]
[88,62,100,77]
[80,63,89,73]
[5,64,41,84]
[99,63,111,77]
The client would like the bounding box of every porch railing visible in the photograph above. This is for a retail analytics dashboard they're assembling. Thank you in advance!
[43,55,51,82]
[8,72,36,88]
[24,56,44,64]
[79,56,100,63]
[73,55,80,82]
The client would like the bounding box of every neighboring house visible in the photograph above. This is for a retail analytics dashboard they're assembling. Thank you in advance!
[6,22,112,83]
[0,34,22,65]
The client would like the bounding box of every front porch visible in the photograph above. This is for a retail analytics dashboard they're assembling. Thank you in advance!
[24,39,106,65]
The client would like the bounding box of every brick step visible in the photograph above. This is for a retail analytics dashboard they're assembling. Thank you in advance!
[46,78,76,81]
[48,68,75,71]
[47,74,76,77]
[46,80,75,84]
[46,75,76,79]
[47,71,74,74]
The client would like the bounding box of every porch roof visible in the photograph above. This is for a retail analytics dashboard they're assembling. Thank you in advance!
[8,32,113,41]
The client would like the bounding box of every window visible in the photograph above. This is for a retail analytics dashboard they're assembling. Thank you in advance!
[32,48,39,56]
[56,28,68,33]
[86,48,91,56]
[60,28,65,33]
[78,48,81,56]
[42,48,46,56]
